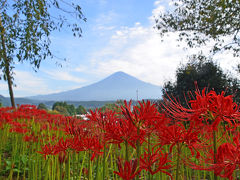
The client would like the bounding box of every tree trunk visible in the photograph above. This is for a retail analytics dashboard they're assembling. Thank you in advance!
[0,17,16,108]
[5,61,15,108]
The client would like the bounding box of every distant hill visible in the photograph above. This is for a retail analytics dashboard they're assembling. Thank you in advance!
[0,95,116,109]
[28,71,162,101]
[0,95,44,107]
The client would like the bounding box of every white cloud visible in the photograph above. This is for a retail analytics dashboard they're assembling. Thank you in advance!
[90,27,189,86]
[0,70,56,97]
[74,66,88,72]
[84,0,239,87]
[1,69,87,97]
[93,11,118,33]
[45,70,86,83]
[149,0,166,23]
[0,83,8,91]
[85,1,190,86]
[154,0,162,6]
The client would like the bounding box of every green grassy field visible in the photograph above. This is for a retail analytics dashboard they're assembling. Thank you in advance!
[0,90,238,180]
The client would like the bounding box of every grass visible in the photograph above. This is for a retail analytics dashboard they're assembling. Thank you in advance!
[0,95,238,180]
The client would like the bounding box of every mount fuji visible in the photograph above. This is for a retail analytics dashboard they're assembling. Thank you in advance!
[28,71,162,101]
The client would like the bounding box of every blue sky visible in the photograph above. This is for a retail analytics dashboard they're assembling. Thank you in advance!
[0,0,238,97]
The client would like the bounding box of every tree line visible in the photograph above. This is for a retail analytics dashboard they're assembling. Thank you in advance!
[37,102,86,116]
[162,59,240,107]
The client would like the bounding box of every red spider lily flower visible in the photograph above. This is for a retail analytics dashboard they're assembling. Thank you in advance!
[54,137,73,154]
[87,108,116,128]
[188,134,240,180]
[64,119,89,137]
[140,146,172,178]
[212,135,240,180]
[156,123,200,156]
[70,135,103,161]
[106,100,161,148]
[23,133,38,142]
[102,121,125,146]
[114,157,140,180]
[9,127,28,134]
[120,100,162,130]
[103,117,145,148]
[163,88,239,132]
[189,90,239,130]
[86,108,117,144]
[37,144,57,159]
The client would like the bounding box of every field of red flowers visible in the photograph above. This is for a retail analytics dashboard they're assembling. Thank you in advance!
[0,88,239,180]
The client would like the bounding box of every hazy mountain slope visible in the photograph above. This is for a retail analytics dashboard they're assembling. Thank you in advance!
[28,71,162,101]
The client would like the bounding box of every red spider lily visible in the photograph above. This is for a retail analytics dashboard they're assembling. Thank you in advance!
[156,123,200,156]
[54,137,73,154]
[212,135,240,180]
[86,108,117,144]
[70,135,103,161]
[105,100,161,148]
[9,126,28,134]
[189,90,239,130]
[103,117,145,148]
[188,134,240,180]
[64,119,89,137]
[163,88,239,132]
[140,146,172,178]
[37,144,57,159]
[23,133,38,142]
[121,100,161,130]
[87,108,117,129]
[114,157,140,180]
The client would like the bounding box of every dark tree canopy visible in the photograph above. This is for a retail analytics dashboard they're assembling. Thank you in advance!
[37,103,48,110]
[54,105,69,116]
[0,0,86,107]
[52,101,79,116]
[162,60,240,106]
[76,105,86,115]
[155,0,240,57]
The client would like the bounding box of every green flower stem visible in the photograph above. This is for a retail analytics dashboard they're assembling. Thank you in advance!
[175,144,181,180]
[94,156,99,180]
[88,150,91,180]
[136,127,140,180]
[148,134,151,180]
[67,153,71,180]
[79,151,87,179]
[213,131,218,180]
[103,143,106,180]
[125,140,129,161]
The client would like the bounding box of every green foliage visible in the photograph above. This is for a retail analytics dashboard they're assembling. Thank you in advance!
[0,0,86,107]
[155,0,240,57]
[76,105,86,115]
[100,103,118,112]
[162,59,240,106]
[0,0,85,69]
[37,103,47,110]
[100,100,126,113]
[66,104,76,116]
[54,105,69,116]
[52,101,79,116]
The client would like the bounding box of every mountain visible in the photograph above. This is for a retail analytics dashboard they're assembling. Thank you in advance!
[0,94,117,109]
[28,71,162,101]
[0,94,47,107]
